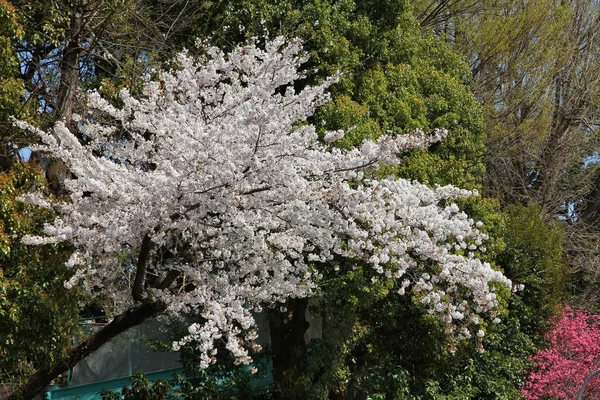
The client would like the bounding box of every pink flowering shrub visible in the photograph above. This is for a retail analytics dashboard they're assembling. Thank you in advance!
[522,306,600,399]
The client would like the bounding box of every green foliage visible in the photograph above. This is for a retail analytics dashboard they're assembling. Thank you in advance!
[100,371,172,400]
[0,0,28,168]
[0,0,22,92]
[395,204,567,399]
[176,352,271,399]
[416,304,536,400]
[0,164,82,384]
[305,269,532,399]
[10,0,68,47]
[100,361,273,400]
[496,204,567,338]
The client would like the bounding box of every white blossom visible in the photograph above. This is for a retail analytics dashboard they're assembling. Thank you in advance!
[17,37,512,366]
[323,130,345,143]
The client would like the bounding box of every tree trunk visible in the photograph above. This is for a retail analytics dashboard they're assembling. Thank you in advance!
[268,297,310,399]
[42,7,85,195]
[56,10,84,125]
[9,300,167,400]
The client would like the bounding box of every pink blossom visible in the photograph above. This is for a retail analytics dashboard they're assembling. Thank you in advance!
[522,306,600,399]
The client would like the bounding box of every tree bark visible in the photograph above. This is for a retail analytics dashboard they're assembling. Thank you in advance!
[9,300,167,400]
[268,297,310,399]
[132,233,154,301]
[43,6,86,196]
[56,9,84,125]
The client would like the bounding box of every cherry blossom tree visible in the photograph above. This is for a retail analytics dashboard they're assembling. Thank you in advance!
[14,37,512,399]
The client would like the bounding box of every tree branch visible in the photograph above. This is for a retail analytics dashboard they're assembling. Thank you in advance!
[10,300,167,400]
[132,233,154,302]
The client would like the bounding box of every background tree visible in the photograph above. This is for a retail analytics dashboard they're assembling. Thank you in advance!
[412,0,600,308]
[0,164,82,388]
[0,0,28,170]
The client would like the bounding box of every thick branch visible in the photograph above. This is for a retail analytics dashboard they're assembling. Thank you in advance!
[132,234,154,301]
[56,10,84,124]
[10,300,167,400]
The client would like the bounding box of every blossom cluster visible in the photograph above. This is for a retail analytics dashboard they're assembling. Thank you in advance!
[17,37,512,366]
[522,306,600,399]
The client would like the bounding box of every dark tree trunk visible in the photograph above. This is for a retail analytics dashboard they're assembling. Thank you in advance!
[10,300,167,400]
[43,7,85,196]
[268,297,310,399]
[56,10,84,125]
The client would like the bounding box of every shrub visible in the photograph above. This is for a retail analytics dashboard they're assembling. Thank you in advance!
[522,306,600,399]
